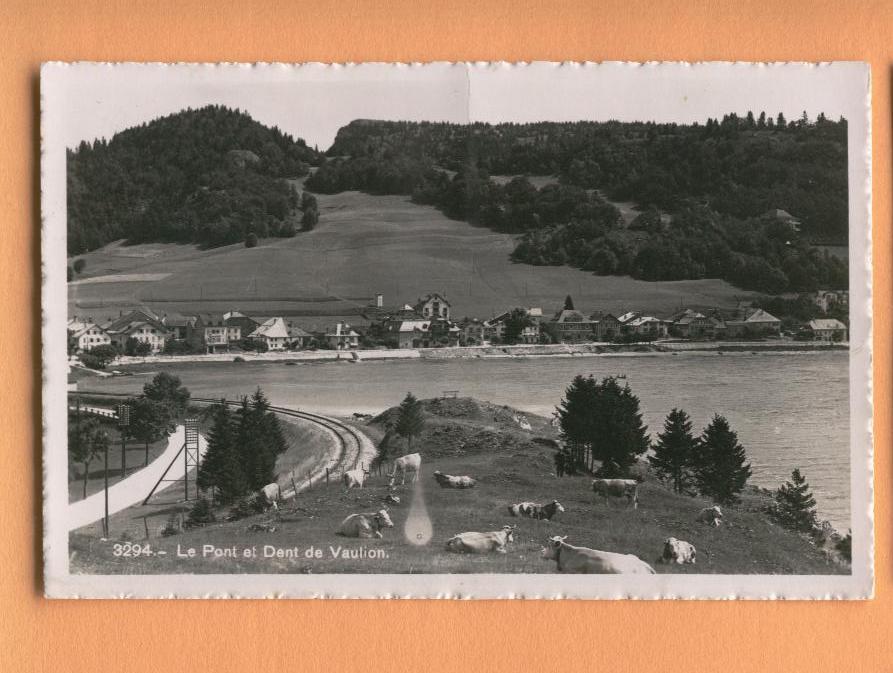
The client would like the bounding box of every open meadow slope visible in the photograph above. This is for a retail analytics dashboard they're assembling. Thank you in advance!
[69,398,845,575]
[68,189,753,327]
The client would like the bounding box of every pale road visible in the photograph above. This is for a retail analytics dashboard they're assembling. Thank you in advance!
[67,424,208,531]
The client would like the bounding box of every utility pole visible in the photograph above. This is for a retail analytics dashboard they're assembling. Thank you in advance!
[103,438,109,538]
[118,404,130,477]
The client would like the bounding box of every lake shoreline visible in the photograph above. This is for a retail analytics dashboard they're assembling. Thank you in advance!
[101,340,847,369]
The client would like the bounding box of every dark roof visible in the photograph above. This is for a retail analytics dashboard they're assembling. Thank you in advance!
[104,310,167,334]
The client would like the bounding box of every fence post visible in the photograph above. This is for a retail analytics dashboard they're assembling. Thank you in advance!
[143,516,150,540]
[307,472,312,489]
[325,466,329,486]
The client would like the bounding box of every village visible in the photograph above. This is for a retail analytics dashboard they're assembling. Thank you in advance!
[67,289,850,366]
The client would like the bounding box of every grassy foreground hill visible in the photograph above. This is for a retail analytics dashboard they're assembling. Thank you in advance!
[69,397,846,575]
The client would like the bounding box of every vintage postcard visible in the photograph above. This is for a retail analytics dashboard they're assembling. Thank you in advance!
[42,61,872,598]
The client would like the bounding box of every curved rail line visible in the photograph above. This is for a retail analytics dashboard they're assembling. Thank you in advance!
[68,392,376,493]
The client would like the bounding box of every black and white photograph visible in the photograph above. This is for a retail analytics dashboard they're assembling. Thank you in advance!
[42,62,872,598]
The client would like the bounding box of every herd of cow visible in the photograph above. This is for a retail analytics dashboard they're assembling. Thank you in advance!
[257,451,727,573]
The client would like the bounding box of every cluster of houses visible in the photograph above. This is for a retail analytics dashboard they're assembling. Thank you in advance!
[67,290,849,359]
[365,292,847,347]
[67,309,359,356]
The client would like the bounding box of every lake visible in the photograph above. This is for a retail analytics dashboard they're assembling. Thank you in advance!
[88,351,851,529]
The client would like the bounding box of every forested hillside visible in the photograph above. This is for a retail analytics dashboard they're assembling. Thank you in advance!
[67,106,322,253]
[306,114,848,293]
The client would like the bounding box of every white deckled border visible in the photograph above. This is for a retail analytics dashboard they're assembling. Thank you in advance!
[42,61,872,599]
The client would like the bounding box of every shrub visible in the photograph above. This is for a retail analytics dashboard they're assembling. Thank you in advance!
[160,513,181,537]
[81,344,119,369]
[228,494,266,520]
[233,356,245,363]
[73,258,86,273]
[185,498,216,528]
[245,232,258,248]
[836,531,852,563]
[772,468,818,532]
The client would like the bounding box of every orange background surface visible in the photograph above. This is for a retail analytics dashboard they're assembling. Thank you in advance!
[0,1,890,671]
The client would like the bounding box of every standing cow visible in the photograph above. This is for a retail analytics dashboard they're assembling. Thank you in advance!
[542,536,656,574]
[259,483,281,511]
[342,467,370,491]
[591,478,639,509]
[389,453,421,486]
[508,500,565,521]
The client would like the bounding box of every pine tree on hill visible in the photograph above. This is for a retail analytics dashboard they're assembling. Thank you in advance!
[197,400,246,504]
[563,295,575,311]
[649,408,698,494]
[694,414,752,504]
[395,393,425,453]
[557,375,650,474]
[773,468,819,532]
[232,389,287,491]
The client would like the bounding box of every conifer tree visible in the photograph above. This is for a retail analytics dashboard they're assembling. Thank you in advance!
[197,400,246,504]
[563,294,575,311]
[394,392,425,452]
[557,375,649,474]
[649,408,698,494]
[694,414,752,504]
[773,468,818,532]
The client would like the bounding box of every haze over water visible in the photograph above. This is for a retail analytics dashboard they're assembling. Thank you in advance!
[97,351,850,529]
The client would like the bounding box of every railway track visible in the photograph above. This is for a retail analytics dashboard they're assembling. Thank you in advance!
[68,391,377,496]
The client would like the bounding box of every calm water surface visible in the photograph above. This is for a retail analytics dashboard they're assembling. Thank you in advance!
[96,351,851,529]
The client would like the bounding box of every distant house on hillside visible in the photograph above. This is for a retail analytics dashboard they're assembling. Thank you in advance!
[725,308,782,338]
[67,319,111,352]
[460,318,487,346]
[808,318,847,342]
[249,317,291,351]
[397,320,432,349]
[161,315,196,341]
[763,208,802,233]
[414,293,451,321]
[546,309,593,343]
[189,313,240,353]
[589,312,620,340]
[326,322,360,350]
[285,321,313,349]
[487,307,543,344]
[103,310,169,353]
[223,310,260,338]
[668,308,713,339]
[814,290,849,314]
[622,315,668,339]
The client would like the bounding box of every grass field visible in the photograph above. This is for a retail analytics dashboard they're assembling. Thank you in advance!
[69,397,845,575]
[68,189,754,327]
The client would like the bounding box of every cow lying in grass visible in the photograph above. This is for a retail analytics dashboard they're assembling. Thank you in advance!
[337,509,394,539]
[433,471,476,489]
[659,537,697,565]
[445,525,515,554]
[508,500,565,521]
[542,536,656,574]
[591,478,639,509]
[697,505,723,527]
